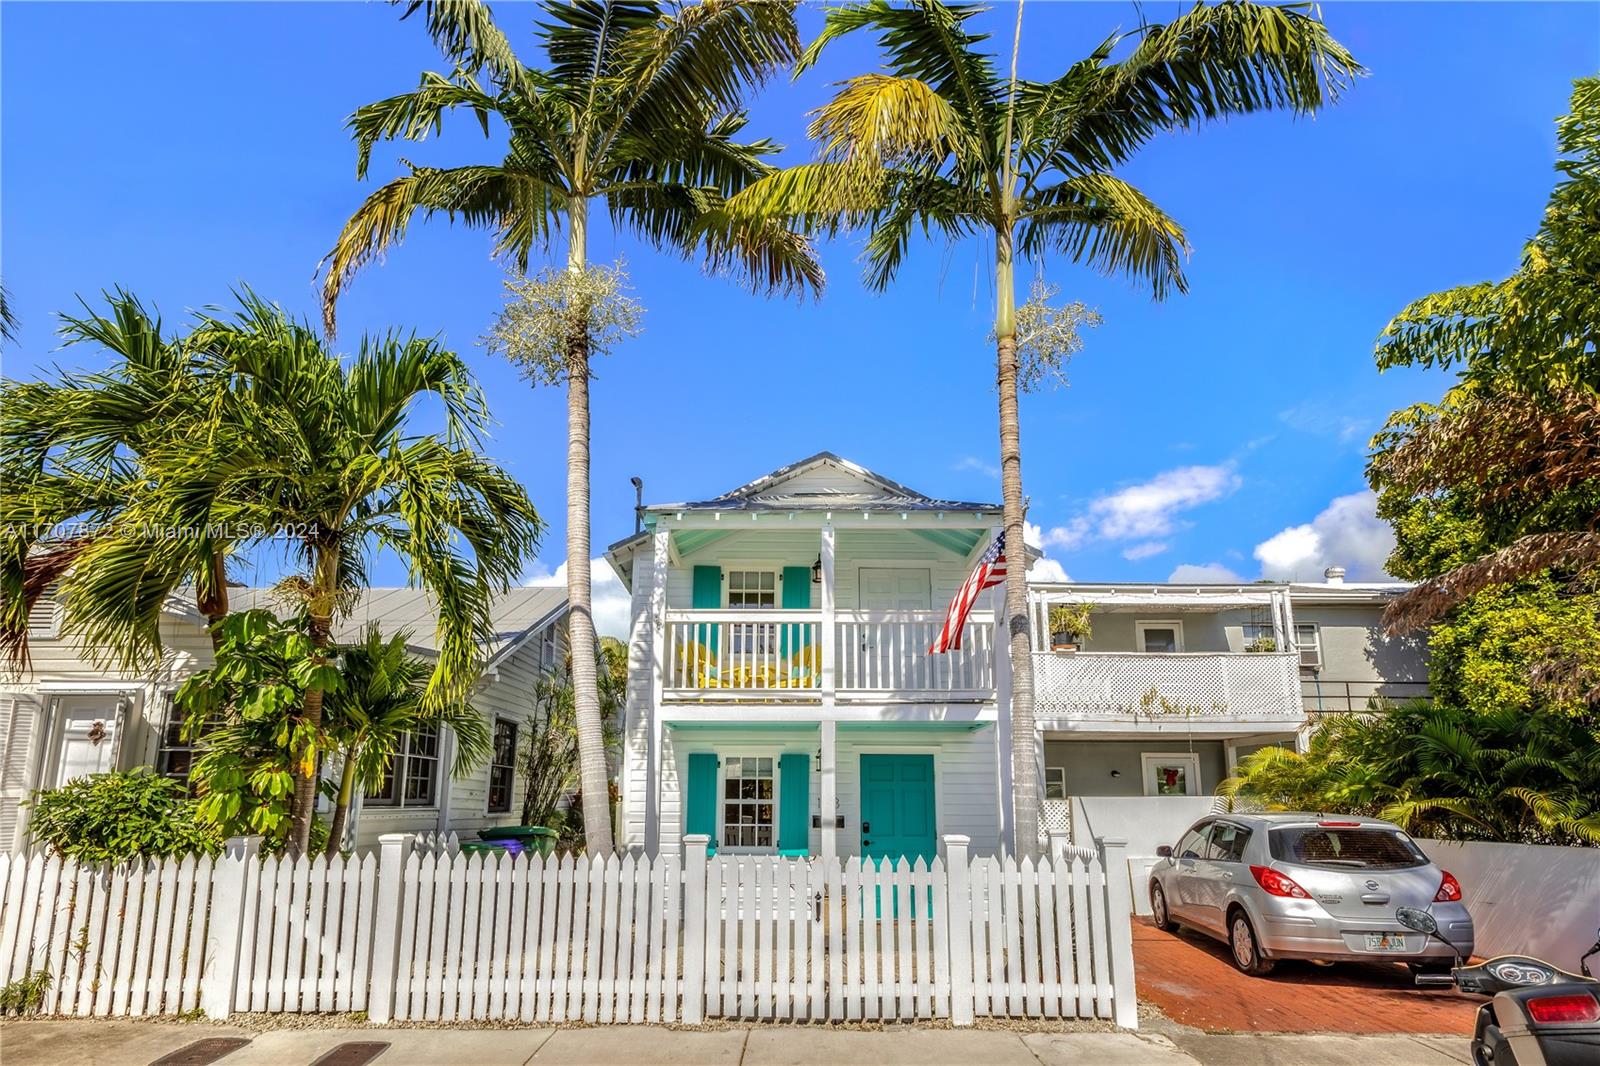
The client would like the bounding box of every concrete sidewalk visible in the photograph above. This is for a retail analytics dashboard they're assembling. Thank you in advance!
[0,1020,1473,1066]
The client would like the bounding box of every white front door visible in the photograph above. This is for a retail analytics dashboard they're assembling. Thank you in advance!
[51,697,121,786]
[858,568,932,611]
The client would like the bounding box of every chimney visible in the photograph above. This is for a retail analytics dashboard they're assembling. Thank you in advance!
[1323,566,1346,585]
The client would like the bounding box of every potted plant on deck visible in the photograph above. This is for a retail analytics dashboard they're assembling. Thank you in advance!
[1047,604,1093,653]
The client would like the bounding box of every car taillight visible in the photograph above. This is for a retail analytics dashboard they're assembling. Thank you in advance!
[1434,871,1463,902]
[1525,993,1600,1024]
[1317,820,1361,827]
[1249,864,1311,899]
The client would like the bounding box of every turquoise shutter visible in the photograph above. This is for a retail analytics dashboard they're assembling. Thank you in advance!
[691,565,721,657]
[686,752,719,856]
[778,753,811,856]
[780,567,812,609]
[780,566,814,669]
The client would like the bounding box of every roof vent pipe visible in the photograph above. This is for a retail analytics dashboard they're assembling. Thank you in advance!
[1323,566,1346,584]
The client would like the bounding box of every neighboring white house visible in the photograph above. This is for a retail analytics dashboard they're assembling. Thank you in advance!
[0,585,569,852]
[605,452,1015,862]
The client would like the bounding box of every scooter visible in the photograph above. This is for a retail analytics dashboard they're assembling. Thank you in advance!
[1396,905,1600,1066]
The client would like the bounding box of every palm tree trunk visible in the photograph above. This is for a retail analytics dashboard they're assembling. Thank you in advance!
[994,222,1041,859]
[289,544,340,857]
[564,195,615,857]
[325,748,358,858]
[195,548,230,653]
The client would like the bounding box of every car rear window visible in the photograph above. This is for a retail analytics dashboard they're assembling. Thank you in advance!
[1268,826,1427,869]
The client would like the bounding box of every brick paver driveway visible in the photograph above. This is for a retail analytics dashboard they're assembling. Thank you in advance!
[1133,918,1478,1035]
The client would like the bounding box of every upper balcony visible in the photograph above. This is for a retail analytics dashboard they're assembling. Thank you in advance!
[1027,583,1308,731]
[660,608,994,702]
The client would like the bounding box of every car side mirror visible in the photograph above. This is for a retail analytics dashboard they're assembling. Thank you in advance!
[1156,845,1173,858]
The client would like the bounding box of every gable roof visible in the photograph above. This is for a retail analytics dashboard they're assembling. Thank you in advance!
[646,452,998,514]
[225,585,567,664]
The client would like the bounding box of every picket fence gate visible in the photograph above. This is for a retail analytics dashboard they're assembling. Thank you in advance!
[0,833,1136,1028]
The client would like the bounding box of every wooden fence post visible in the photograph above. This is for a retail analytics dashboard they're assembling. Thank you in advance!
[366,833,412,1025]
[941,834,974,1027]
[201,835,260,1020]
[1097,836,1138,1030]
[680,834,710,1024]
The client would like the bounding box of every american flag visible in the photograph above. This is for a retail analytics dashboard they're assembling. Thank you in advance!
[929,531,1006,653]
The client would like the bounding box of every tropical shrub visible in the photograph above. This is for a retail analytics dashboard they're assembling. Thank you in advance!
[26,769,221,863]
[1221,702,1600,846]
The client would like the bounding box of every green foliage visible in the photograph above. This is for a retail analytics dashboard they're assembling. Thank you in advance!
[484,266,645,386]
[518,645,624,829]
[26,769,221,863]
[0,969,51,1015]
[1376,77,1599,394]
[1046,603,1093,641]
[1221,703,1600,846]
[175,609,332,842]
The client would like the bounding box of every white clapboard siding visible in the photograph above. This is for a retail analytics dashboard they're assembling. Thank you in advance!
[0,835,1136,1028]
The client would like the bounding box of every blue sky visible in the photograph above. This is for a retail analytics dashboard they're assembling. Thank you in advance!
[3,2,1596,635]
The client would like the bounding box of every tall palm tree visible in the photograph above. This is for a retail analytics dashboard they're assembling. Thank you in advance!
[2,292,236,668]
[320,0,822,854]
[730,0,1359,856]
[323,625,492,856]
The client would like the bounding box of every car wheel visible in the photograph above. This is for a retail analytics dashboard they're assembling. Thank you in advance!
[1228,911,1277,976]
[1150,883,1177,932]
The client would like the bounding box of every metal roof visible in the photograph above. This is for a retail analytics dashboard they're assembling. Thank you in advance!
[647,452,999,513]
[225,585,567,663]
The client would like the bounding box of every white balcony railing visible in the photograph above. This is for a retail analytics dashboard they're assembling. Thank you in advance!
[836,610,993,696]
[660,609,994,701]
[1034,651,1303,722]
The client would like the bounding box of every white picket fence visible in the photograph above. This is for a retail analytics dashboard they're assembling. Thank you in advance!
[0,833,1136,1028]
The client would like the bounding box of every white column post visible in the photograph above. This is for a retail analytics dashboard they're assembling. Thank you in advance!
[1097,836,1139,1030]
[366,832,412,1024]
[1047,829,1070,861]
[819,720,838,860]
[941,834,974,1026]
[680,834,711,1024]
[819,522,836,706]
[647,525,671,855]
[200,834,260,1019]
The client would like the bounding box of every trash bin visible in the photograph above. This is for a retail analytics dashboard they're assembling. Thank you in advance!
[477,825,559,857]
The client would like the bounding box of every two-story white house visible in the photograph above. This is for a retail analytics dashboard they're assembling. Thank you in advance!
[606,453,1014,863]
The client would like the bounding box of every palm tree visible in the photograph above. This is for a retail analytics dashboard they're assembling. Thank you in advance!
[323,625,492,856]
[2,292,236,668]
[134,293,542,854]
[729,0,1359,856]
[319,0,822,855]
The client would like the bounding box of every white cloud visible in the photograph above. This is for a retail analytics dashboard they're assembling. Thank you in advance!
[1038,464,1241,551]
[1279,401,1373,446]
[1122,541,1168,561]
[1028,557,1072,583]
[1253,490,1394,581]
[1167,562,1243,583]
[526,557,632,639]
[954,455,999,479]
[1023,521,1044,550]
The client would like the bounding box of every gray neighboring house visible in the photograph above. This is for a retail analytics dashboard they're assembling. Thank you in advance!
[1028,566,1428,809]
[0,585,568,853]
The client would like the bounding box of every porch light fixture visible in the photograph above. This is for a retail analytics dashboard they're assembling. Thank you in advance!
[812,555,822,584]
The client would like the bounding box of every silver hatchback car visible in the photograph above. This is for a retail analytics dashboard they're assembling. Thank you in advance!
[1149,813,1475,976]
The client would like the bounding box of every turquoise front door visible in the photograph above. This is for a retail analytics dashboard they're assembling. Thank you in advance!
[859,754,936,866]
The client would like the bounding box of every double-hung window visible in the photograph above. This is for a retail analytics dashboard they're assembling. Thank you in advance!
[155,693,201,789]
[721,756,776,850]
[725,569,777,655]
[487,719,517,814]
[365,726,440,808]
[1295,623,1322,669]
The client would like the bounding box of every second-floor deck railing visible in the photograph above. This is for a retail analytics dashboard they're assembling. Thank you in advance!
[1034,651,1304,722]
[660,609,994,701]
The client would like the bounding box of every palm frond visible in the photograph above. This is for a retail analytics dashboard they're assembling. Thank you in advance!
[1016,174,1189,298]
[809,73,967,168]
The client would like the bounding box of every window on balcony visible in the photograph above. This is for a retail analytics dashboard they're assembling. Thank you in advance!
[1135,620,1184,653]
[1296,623,1322,669]
[1045,766,1067,800]
[726,570,777,655]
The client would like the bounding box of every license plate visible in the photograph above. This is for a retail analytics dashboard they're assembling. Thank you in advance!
[1365,932,1409,952]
